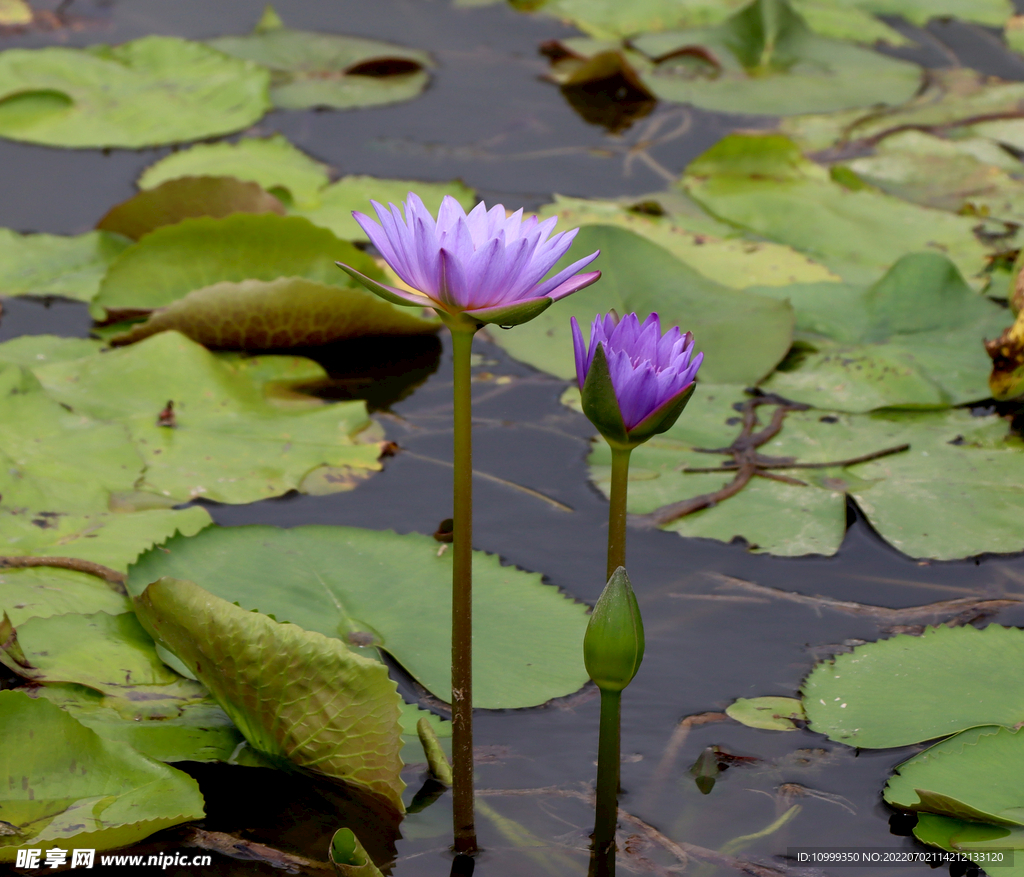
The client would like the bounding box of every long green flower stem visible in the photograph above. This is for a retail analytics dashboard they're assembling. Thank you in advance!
[590,688,622,876]
[606,446,632,580]
[450,326,478,855]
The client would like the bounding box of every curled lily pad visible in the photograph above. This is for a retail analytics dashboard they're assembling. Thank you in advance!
[630,0,922,116]
[803,626,1024,748]
[0,36,270,148]
[138,135,331,210]
[134,576,406,812]
[0,690,205,861]
[96,176,285,241]
[109,277,440,350]
[0,229,130,303]
[915,812,1024,867]
[209,8,431,112]
[34,332,382,505]
[91,213,385,318]
[126,525,591,710]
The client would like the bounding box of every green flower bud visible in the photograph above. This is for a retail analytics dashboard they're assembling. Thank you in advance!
[584,566,645,693]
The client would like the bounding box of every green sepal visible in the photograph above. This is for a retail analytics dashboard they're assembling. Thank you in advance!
[416,716,453,786]
[583,566,645,693]
[335,261,430,309]
[580,343,630,448]
[625,382,696,446]
[464,296,553,327]
[329,828,385,877]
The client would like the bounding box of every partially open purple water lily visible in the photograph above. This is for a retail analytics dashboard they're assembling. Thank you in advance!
[336,193,601,328]
[573,312,703,448]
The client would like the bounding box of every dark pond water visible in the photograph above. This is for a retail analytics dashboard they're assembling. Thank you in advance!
[3,2,1024,876]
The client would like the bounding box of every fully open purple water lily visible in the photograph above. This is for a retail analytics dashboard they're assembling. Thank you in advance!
[573,312,703,448]
[336,193,600,328]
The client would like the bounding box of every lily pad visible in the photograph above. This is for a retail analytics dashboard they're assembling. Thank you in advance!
[802,626,1024,748]
[0,36,270,148]
[0,610,209,718]
[134,577,406,812]
[109,277,440,350]
[490,224,795,386]
[34,332,382,504]
[0,0,32,26]
[208,11,431,112]
[726,696,806,730]
[0,229,130,302]
[138,135,331,210]
[294,177,476,242]
[0,568,130,626]
[91,213,385,318]
[759,252,1010,411]
[915,813,1024,869]
[682,133,991,285]
[0,365,143,514]
[537,196,840,289]
[886,726,1024,826]
[96,176,285,241]
[126,525,591,710]
[987,308,1024,401]
[0,334,103,367]
[0,690,205,861]
[629,0,922,116]
[0,506,212,572]
[600,384,1024,558]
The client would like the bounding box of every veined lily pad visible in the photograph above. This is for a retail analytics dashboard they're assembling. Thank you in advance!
[758,253,1009,411]
[109,277,440,350]
[126,525,591,710]
[34,332,382,504]
[803,626,1024,748]
[595,383,1024,558]
[682,133,990,285]
[886,726,1024,826]
[294,177,476,242]
[0,569,130,626]
[0,229,130,303]
[208,8,431,112]
[134,577,406,812]
[0,36,270,148]
[138,135,331,210]
[629,0,922,116]
[96,176,285,241]
[0,690,205,861]
[537,196,839,289]
[91,213,385,318]
[491,224,794,386]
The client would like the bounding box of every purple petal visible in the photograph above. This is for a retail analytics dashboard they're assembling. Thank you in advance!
[532,249,602,298]
[571,316,587,390]
[546,270,601,301]
[439,247,471,309]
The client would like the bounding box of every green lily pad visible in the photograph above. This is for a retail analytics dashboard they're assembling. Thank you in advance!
[490,224,794,386]
[803,626,1024,748]
[134,577,406,812]
[0,569,130,626]
[0,36,270,148]
[629,0,922,116]
[0,506,212,572]
[208,10,431,112]
[780,69,1024,153]
[294,176,476,242]
[0,335,103,367]
[126,525,591,710]
[34,332,382,504]
[92,213,384,319]
[0,690,205,861]
[759,252,1010,411]
[0,365,143,514]
[109,277,440,350]
[96,176,285,241]
[0,610,209,718]
[537,196,839,289]
[598,383,1024,558]
[726,696,806,730]
[331,828,386,877]
[915,813,1024,870]
[0,0,32,26]
[0,229,130,303]
[886,726,1024,826]
[138,135,331,210]
[682,133,990,285]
